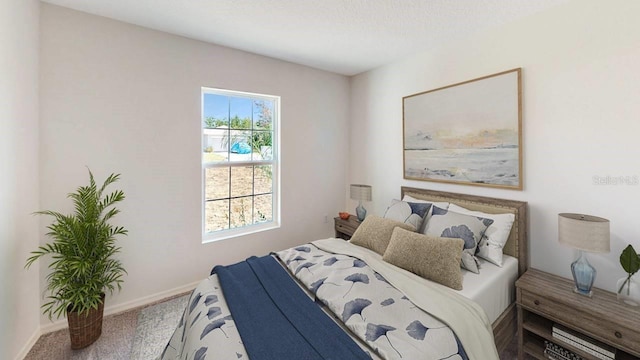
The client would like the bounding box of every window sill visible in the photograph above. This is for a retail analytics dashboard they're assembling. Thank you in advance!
[202,222,280,244]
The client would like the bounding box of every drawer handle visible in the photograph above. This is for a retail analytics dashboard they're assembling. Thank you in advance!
[534,300,540,306]
[615,331,622,339]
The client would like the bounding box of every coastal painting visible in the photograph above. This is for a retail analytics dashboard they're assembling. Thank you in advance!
[403,68,522,189]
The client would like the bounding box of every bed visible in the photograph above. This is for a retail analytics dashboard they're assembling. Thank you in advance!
[399,187,528,355]
[160,187,527,360]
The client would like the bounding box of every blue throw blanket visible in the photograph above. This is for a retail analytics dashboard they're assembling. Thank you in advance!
[212,255,370,360]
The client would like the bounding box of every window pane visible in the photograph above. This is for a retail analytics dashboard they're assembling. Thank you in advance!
[203,93,229,128]
[228,130,252,162]
[230,166,253,198]
[203,129,229,163]
[230,97,252,130]
[205,199,229,232]
[230,197,252,228]
[253,100,274,130]
[205,167,229,200]
[251,130,273,160]
[254,165,272,194]
[254,194,272,224]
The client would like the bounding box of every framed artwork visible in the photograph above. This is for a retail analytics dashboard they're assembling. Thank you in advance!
[403,68,522,190]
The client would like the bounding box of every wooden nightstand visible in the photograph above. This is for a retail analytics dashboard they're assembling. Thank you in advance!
[516,269,640,360]
[334,215,360,240]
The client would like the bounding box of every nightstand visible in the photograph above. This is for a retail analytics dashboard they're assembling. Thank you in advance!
[334,215,360,240]
[516,269,640,360]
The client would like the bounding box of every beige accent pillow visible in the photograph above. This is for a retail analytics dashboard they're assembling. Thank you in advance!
[349,215,416,255]
[382,227,464,290]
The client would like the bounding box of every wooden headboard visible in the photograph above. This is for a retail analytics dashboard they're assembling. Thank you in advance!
[401,186,528,276]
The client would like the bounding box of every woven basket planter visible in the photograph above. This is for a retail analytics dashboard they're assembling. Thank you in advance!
[67,294,105,349]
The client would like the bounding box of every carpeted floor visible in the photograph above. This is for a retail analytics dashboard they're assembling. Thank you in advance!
[24,293,189,360]
[129,295,189,359]
[25,292,517,359]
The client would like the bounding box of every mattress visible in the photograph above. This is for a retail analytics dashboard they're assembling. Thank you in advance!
[458,255,519,323]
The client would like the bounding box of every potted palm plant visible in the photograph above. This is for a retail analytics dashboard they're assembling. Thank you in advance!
[25,169,128,349]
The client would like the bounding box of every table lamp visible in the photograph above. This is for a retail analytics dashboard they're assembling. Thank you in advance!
[558,213,610,297]
[350,184,372,221]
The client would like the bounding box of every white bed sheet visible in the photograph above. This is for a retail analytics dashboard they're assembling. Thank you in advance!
[342,237,518,324]
[457,255,519,323]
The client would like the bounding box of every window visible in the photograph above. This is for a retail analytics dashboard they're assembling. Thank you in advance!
[202,88,279,242]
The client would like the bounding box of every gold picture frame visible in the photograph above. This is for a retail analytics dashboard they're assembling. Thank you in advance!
[403,68,522,190]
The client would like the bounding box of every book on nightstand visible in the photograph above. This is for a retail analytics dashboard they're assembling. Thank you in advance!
[544,340,585,360]
[552,324,616,360]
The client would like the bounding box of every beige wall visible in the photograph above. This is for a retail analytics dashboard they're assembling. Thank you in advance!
[39,3,349,328]
[0,0,41,358]
[349,0,640,292]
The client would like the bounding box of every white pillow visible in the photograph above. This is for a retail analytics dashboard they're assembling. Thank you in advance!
[447,203,515,267]
[401,195,449,232]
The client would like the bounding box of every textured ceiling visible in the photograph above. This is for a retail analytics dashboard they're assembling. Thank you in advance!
[41,0,567,75]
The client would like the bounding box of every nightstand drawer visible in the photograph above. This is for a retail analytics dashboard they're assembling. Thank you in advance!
[334,216,360,240]
[520,289,640,355]
[335,221,357,234]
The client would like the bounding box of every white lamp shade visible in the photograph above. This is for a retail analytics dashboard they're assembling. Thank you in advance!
[558,213,610,253]
[350,184,372,202]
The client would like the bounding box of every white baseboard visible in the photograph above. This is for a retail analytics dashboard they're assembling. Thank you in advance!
[103,281,200,318]
[39,281,200,335]
[14,328,41,360]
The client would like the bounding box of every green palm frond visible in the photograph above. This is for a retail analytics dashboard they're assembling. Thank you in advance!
[25,169,128,319]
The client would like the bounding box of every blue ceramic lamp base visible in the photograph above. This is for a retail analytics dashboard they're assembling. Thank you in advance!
[571,250,596,297]
[355,202,367,222]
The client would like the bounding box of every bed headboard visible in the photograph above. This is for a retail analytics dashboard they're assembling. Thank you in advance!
[400,186,528,276]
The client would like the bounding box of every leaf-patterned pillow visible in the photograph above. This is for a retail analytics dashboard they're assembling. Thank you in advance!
[447,203,515,267]
[423,206,493,273]
[383,199,432,231]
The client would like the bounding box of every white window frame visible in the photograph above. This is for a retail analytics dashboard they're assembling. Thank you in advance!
[201,87,280,243]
